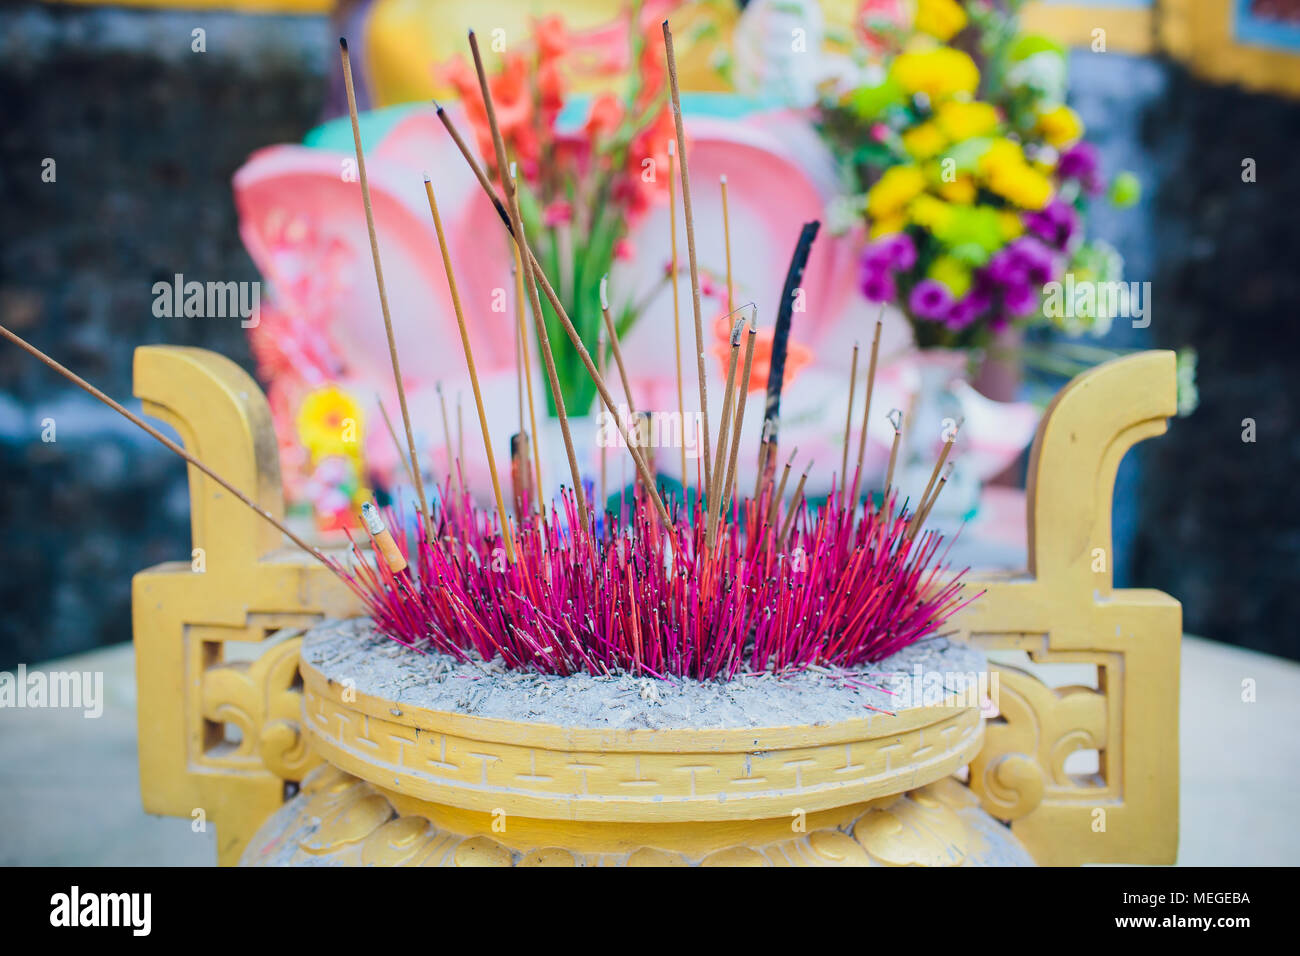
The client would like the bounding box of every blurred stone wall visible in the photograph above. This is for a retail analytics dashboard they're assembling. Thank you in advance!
[0,4,327,668]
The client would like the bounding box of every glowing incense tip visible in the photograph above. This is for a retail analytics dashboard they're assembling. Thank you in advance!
[720,174,727,185]
[599,274,609,311]
[667,139,675,157]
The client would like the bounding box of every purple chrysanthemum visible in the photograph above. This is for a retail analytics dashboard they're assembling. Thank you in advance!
[909,279,954,320]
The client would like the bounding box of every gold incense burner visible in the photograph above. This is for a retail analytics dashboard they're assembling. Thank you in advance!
[131,346,1181,866]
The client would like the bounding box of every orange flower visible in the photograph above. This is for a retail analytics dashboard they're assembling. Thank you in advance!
[585,93,624,144]
[534,15,567,64]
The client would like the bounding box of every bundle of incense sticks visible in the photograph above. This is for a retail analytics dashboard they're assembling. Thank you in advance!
[0,21,979,683]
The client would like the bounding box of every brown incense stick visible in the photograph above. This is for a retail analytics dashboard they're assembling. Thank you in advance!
[915,426,958,522]
[512,242,544,513]
[909,462,953,540]
[339,38,430,531]
[722,312,757,511]
[720,174,734,318]
[0,322,336,571]
[850,315,883,509]
[597,324,608,510]
[464,45,670,525]
[465,32,589,527]
[598,275,636,414]
[434,94,669,524]
[767,446,798,526]
[839,342,859,510]
[667,139,688,493]
[884,409,904,497]
[779,459,813,550]
[663,20,712,492]
[376,395,417,490]
[425,175,516,562]
[707,315,745,546]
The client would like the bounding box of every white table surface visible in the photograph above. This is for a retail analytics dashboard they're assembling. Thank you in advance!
[1,634,1296,866]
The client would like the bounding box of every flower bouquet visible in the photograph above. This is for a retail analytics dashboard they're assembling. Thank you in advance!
[817,0,1137,353]
[438,10,677,415]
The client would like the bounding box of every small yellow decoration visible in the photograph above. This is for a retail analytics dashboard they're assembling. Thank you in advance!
[937,174,977,204]
[296,385,364,464]
[908,193,955,231]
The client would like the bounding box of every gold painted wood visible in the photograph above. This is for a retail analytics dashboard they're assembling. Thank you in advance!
[957,350,1181,864]
[131,346,1182,865]
[241,764,1032,866]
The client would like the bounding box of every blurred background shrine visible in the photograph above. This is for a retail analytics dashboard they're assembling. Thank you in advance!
[2,0,1298,668]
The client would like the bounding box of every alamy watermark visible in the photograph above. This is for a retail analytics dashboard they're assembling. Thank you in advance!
[0,664,103,718]
[596,405,705,459]
[889,666,1000,715]
[1042,274,1151,328]
[151,273,261,328]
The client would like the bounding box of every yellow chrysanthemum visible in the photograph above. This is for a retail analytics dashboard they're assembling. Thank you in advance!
[869,213,907,238]
[1036,104,1083,148]
[978,138,1026,177]
[998,210,1025,239]
[928,255,972,298]
[889,47,979,101]
[987,163,1053,210]
[908,193,955,231]
[297,385,364,462]
[935,100,1000,141]
[866,165,927,218]
[901,122,947,160]
[914,0,969,42]
[937,174,976,203]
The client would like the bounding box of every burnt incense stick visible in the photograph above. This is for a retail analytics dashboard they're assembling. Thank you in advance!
[753,433,770,504]
[376,395,417,490]
[598,275,636,414]
[0,322,336,571]
[839,342,859,510]
[850,315,883,509]
[663,19,712,492]
[424,175,516,562]
[767,446,798,526]
[884,408,904,496]
[779,458,813,550]
[666,139,688,492]
[707,314,746,547]
[763,221,820,445]
[723,313,757,510]
[339,38,430,530]
[512,248,544,513]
